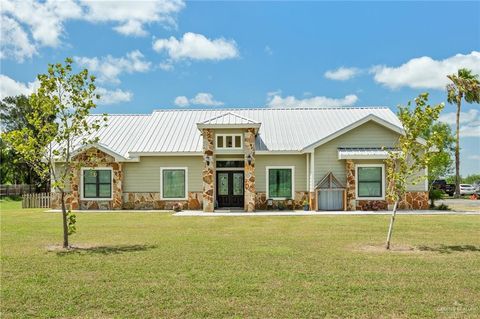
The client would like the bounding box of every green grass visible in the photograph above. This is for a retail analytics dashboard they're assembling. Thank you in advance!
[1,200,480,318]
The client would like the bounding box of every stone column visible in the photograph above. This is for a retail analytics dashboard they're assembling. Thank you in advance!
[244,128,256,212]
[345,159,356,210]
[111,162,123,209]
[202,129,215,212]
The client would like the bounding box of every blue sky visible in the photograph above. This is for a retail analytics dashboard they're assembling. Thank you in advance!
[1,1,479,175]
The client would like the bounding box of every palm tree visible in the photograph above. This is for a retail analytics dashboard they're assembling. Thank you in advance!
[446,69,480,198]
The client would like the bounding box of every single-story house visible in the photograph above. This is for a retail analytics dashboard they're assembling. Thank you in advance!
[51,107,429,211]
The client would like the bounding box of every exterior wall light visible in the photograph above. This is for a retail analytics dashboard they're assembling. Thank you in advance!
[246,154,253,166]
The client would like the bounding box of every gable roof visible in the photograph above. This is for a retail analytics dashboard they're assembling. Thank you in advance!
[76,107,403,159]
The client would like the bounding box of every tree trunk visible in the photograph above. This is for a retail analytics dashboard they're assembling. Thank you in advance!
[386,200,398,250]
[60,191,69,248]
[454,95,461,198]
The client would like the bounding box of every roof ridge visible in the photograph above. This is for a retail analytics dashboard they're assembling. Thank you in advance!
[152,106,390,112]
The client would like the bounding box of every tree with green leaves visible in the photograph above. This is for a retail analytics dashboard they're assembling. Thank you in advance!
[1,95,55,187]
[446,68,480,198]
[421,122,455,183]
[2,58,106,248]
[385,93,444,250]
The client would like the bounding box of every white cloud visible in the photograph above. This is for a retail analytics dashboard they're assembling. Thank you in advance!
[439,109,480,137]
[82,0,185,36]
[468,155,480,160]
[153,32,239,61]
[0,74,39,99]
[174,96,190,107]
[75,50,151,84]
[1,0,185,61]
[173,92,224,107]
[324,67,360,81]
[0,16,37,61]
[266,92,358,108]
[96,87,132,105]
[371,51,480,90]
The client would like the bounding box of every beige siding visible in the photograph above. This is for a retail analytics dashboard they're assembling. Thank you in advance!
[313,121,426,191]
[123,156,203,192]
[255,154,308,192]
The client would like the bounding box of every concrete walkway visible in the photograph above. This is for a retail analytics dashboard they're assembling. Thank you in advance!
[174,210,479,216]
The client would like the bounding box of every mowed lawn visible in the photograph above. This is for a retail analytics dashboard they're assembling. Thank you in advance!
[1,201,480,318]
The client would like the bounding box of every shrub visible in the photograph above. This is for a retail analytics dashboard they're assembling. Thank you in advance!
[435,203,451,211]
[429,189,443,208]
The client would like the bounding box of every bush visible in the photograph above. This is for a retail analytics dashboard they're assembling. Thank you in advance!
[429,189,443,208]
[435,203,451,211]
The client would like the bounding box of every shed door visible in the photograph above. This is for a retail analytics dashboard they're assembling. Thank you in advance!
[318,190,343,211]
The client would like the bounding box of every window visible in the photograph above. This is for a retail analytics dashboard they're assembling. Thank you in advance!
[161,168,187,200]
[216,134,243,149]
[267,167,294,199]
[216,160,244,168]
[356,164,384,199]
[82,168,112,199]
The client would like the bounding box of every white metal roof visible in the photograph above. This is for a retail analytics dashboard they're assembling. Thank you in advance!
[199,112,260,125]
[76,107,402,158]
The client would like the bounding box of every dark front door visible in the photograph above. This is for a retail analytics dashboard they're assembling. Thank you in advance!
[216,171,244,208]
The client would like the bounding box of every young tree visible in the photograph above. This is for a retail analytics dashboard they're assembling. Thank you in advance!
[2,58,106,248]
[421,122,455,183]
[385,93,444,250]
[446,69,480,198]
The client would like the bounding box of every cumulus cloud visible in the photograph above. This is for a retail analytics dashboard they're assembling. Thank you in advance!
[0,74,39,99]
[1,0,185,61]
[96,87,133,105]
[266,92,358,108]
[439,109,480,137]
[371,51,480,90]
[153,32,239,61]
[173,92,224,107]
[324,67,360,81]
[75,50,151,84]
[82,0,185,36]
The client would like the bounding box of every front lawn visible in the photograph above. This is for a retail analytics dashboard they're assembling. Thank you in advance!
[1,201,479,318]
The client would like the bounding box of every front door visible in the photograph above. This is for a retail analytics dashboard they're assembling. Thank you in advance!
[216,171,244,208]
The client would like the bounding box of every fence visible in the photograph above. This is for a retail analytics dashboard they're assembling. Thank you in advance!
[1,184,48,197]
[21,193,51,208]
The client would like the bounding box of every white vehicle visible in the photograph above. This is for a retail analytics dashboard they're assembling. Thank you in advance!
[459,184,476,195]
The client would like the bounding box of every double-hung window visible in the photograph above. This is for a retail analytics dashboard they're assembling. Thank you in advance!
[161,168,187,200]
[82,168,112,199]
[356,164,384,199]
[267,167,294,199]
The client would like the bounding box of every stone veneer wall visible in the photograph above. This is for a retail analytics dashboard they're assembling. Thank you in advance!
[345,160,356,210]
[202,129,215,212]
[345,159,428,211]
[255,191,309,210]
[51,148,123,210]
[122,192,203,210]
[244,128,256,212]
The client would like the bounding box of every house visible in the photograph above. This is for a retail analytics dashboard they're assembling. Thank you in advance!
[51,107,429,211]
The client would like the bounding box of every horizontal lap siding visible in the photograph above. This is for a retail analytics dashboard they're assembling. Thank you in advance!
[255,154,307,192]
[123,156,203,192]
[313,121,426,192]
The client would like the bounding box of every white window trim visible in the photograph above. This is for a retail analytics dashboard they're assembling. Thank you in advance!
[355,164,385,200]
[80,167,114,201]
[266,166,295,200]
[160,167,188,200]
[215,134,243,150]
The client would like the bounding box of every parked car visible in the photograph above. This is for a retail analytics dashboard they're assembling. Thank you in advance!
[444,184,455,196]
[432,179,455,196]
[458,184,476,196]
[473,181,480,194]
